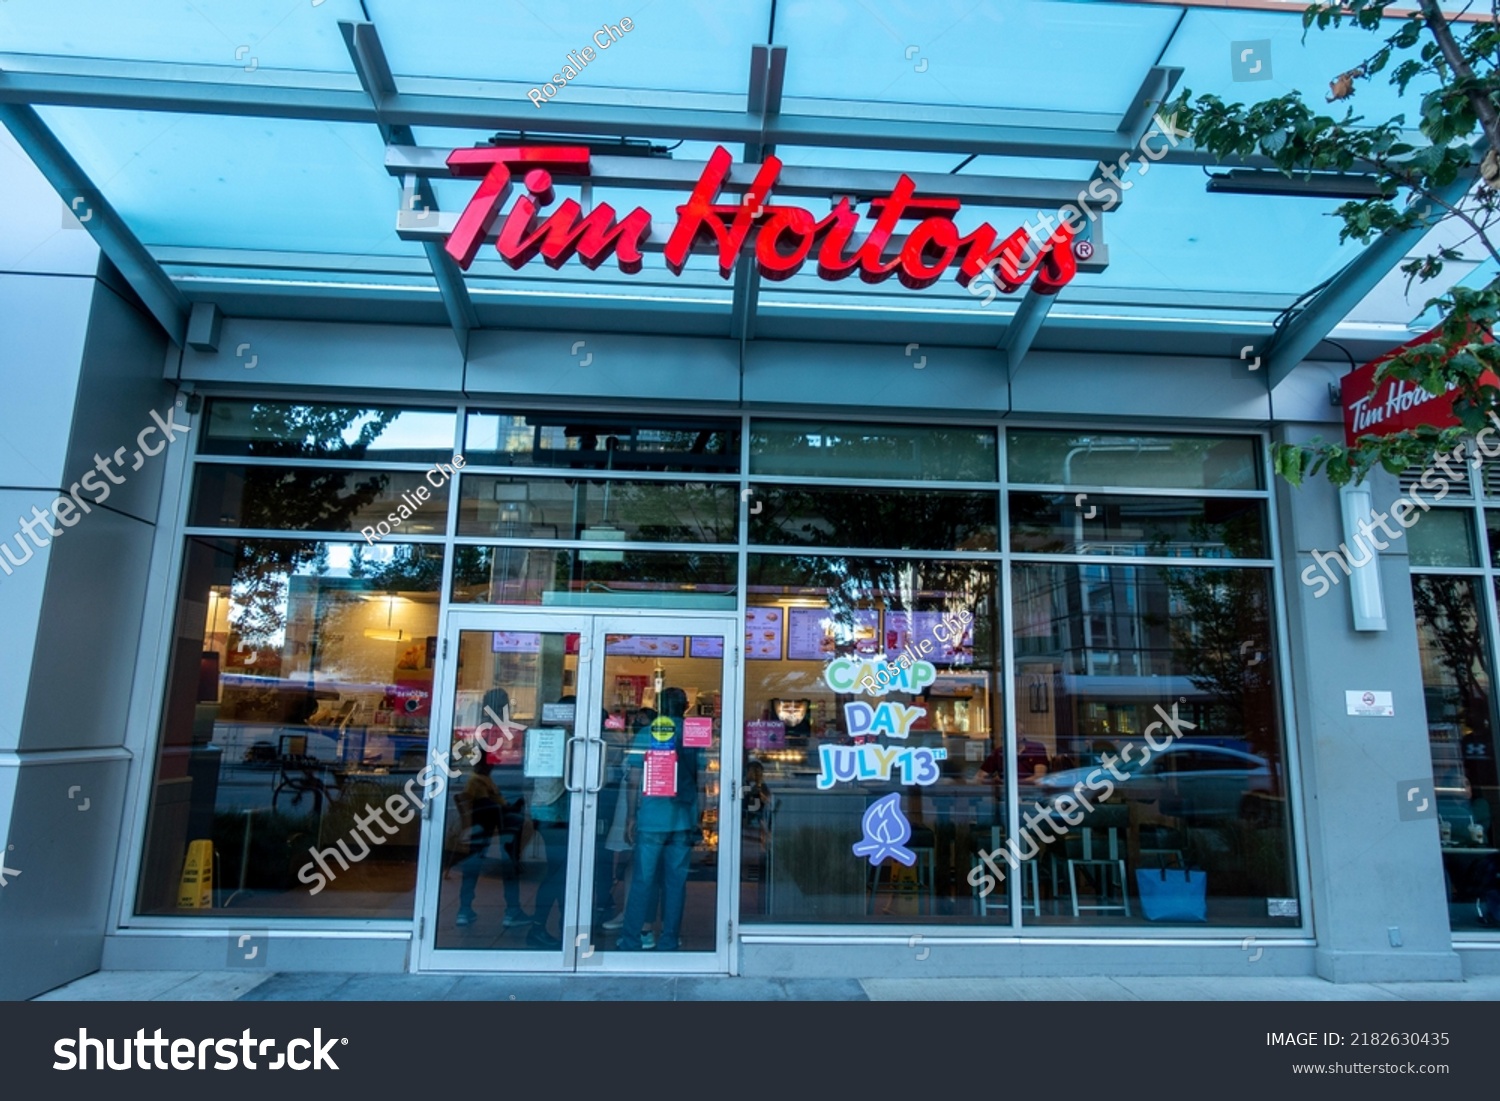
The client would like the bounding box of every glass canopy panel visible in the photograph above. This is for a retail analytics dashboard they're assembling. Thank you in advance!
[1160,8,1444,126]
[775,0,1182,115]
[36,107,416,256]
[1073,165,1363,296]
[0,0,364,71]
[366,0,770,96]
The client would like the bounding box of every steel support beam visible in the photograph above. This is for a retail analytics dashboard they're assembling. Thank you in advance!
[1000,286,1057,370]
[0,65,1311,166]
[340,20,476,352]
[1117,64,1183,142]
[0,100,189,344]
[1262,170,1479,386]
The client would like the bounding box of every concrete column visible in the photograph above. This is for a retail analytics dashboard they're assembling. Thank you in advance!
[1274,422,1462,981]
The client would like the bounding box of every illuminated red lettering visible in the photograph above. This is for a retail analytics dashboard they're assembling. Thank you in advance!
[496,191,653,273]
[444,146,591,269]
[663,145,782,277]
[441,143,1079,295]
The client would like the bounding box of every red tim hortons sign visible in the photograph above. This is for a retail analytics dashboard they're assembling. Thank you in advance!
[1342,326,1500,446]
[440,144,1077,294]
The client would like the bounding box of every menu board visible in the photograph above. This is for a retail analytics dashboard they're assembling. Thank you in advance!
[605,635,685,657]
[786,607,881,660]
[491,632,579,654]
[745,606,783,660]
[689,635,724,659]
[492,631,541,653]
[885,611,974,665]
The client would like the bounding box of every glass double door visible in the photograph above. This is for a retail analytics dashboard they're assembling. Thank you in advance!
[415,611,737,971]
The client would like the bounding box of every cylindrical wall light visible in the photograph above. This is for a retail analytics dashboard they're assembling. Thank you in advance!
[1339,480,1387,631]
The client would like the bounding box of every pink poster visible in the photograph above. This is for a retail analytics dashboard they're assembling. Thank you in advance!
[683,716,713,747]
[643,749,678,797]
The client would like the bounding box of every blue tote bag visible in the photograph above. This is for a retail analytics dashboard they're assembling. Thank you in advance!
[1135,866,1207,922]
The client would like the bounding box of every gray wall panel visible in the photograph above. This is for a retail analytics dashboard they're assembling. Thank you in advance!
[743,341,1006,412]
[179,319,465,394]
[0,752,130,1000]
[1011,350,1272,422]
[1271,359,1346,426]
[0,273,91,487]
[24,505,156,753]
[466,331,740,403]
[0,490,52,752]
[66,282,177,525]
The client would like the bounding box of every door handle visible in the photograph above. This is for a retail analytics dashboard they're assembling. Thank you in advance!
[564,734,585,792]
[586,736,606,794]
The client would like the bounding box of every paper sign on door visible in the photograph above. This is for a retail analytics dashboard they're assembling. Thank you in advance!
[643,749,678,797]
[524,727,567,778]
[682,716,713,747]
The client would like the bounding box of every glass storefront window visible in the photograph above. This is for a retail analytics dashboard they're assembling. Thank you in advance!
[740,555,1002,925]
[1010,493,1268,558]
[1007,431,1262,491]
[137,538,444,917]
[1011,562,1296,926]
[190,465,452,536]
[200,400,457,462]
[1411,575,1499,930]
[452,547,736,608]
[750,420,997,481]
[1402,508,1476,568]
[457,476,737,543]
[749,486,998,551]
[465,411,740,473]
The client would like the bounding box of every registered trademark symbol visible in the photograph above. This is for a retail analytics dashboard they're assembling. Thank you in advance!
[1074,240,1094,260]
[341,1038,348,1044]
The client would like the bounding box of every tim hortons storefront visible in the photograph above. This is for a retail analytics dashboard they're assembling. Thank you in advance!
[2,65,1495,994]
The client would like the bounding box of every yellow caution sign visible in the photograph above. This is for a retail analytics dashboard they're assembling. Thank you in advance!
[177,840,213,909]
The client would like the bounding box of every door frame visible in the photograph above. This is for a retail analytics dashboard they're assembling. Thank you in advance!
[411,606,741,974]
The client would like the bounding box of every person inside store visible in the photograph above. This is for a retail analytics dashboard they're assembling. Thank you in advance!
[616,687,699,951]
[454,755,531,930]
[977,738,1050,784]
[603,707,659,943]
[458,686,530,931]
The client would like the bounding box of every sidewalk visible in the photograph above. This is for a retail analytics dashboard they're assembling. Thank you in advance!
[30,971,1500,1001]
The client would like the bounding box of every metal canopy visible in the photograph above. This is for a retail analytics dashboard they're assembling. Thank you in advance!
[0,0,1451,366]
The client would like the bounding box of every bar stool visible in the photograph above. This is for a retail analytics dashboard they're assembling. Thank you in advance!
[1067,813,1130,918]
[971,827,1040,917]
